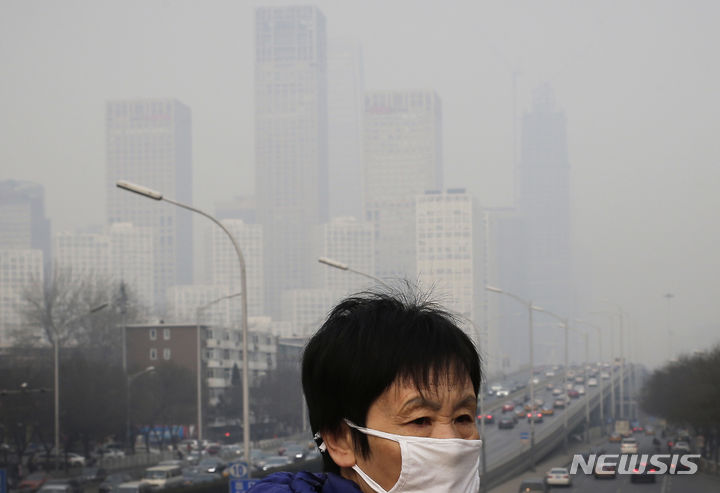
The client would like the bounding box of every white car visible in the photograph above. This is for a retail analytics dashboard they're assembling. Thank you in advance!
[673,441,691,453]
[495,388,510,397]
[575,385,586,395]
[66,453,86,467]
[621,437,639,454]
[587,378,598,387]
[545,467,572,486]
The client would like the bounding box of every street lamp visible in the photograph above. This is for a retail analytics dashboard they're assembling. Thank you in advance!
[126,366,155,450]
[576,319,605,436]
[117,180,251,468]
[663,293,674,362]
[52,302,108,470]
[317,257,390,289]
[485,285,540,470]
[196,292,243,442]
[532,307,576,449]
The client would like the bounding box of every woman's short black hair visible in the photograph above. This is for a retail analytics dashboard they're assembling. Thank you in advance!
[301,287,482,473]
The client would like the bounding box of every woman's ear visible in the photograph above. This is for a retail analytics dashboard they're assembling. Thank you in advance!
[322,423,357,468]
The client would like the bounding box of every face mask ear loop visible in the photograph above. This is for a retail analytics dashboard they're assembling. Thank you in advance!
[313,431,327,453]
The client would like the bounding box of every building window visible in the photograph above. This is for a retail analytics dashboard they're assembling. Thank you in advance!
[150,348,157,360]
[163,348,171,360]
[149,328,157,340]
[163,328,171,340]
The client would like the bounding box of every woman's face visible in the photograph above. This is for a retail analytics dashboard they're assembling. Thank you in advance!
[344,373,479,493]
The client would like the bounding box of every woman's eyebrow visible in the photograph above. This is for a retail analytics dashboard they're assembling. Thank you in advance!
[398,396,441,415]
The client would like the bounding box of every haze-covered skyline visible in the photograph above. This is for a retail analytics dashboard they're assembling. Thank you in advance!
[2,0,719,368]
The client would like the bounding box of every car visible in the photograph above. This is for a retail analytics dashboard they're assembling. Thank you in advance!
[608,432,622,443]
[545,371,555,377]
[587,378,598,387]
[116,482,154,493]
[673,441,691,453]
[553,398,567,409]
[545,467,571,486]
[477,413,495,424]
[258,456,292,472]
[78,467,107,483]
[514,406,526,419]
[567,389,580,398]
[141,465,184,490]
[496,388,510,397]
[600,371,610,379]
[489,383,503,396]
[631,460,659,483]
[518,478,549,492]
[99,473,134,493]
[644,426,656,436]
[41,480,82,493]
[527,411,543,423]
[545,383,554,390]
[197,457,227,474]
[498,417,516,429]
[551,387,562,396]
[18,472,49,491]
[540,406,554,416]
[502,403,515,413]
[283,446,307,462]
[574,376,585,384]
[574,385,585,395]
[37,485,74,493]
[593,462,617,479]
[620,437,639,454]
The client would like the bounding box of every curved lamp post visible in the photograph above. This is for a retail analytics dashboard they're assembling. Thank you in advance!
[317,257,390,289]
[485,285,541,471]
[53,302,108,470]
[126,366,156,449]
[116,180,251,470]
[196,292,243,442]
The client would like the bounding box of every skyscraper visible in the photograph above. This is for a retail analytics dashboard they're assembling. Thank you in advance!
[106,99,193,313]
[327,38,364,219]
[364,91,442,280]
[0,180,51,263]
[255,6,328,318]
[496,84,574,367]
[415,189,486,348]
[0,249,43,347]
[321,216,374,295]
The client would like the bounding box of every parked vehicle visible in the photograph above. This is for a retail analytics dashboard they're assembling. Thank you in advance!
[141,465,184,490]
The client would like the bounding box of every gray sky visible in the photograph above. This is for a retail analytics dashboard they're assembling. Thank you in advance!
[2,0,718,367]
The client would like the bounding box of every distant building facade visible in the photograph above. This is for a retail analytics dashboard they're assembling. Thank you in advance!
[327,38,364,219]
[364,91,442,280]
[255,6,328,318]
[0,180,51,266]
[0,249,43,347]
[106,99,193,313]
[415,189,487,348]
[321,216,374,295]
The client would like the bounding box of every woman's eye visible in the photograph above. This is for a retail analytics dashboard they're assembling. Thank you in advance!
[410,417,431,426]
[455,414,473,423]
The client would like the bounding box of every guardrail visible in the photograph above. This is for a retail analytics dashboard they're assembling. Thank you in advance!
[481,374,620,490]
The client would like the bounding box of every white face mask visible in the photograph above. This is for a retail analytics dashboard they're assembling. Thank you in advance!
[345,419,482,493]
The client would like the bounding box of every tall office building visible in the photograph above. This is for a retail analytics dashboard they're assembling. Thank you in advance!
[497,84,574,367]
[327,38,364,219]
[255,5,328,318]
[209,219,264,317]
[0,249,43,347]
[54,229,111,280]
[364,91,442,280]
[415,189,486,348]
[53,224,155,308]
[321,216,374,295]
[106,99,193,313]
[0,180,51,265]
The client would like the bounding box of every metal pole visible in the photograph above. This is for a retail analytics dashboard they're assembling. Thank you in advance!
[529,302,535,471]
[618,309,625,419]
[116,182,252,473]
[479,383,487,493]
[563,320,568,453]
[53,336,60,471]
[584,332,590,443]
[196,309,203,442]
[597,328,604,436]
